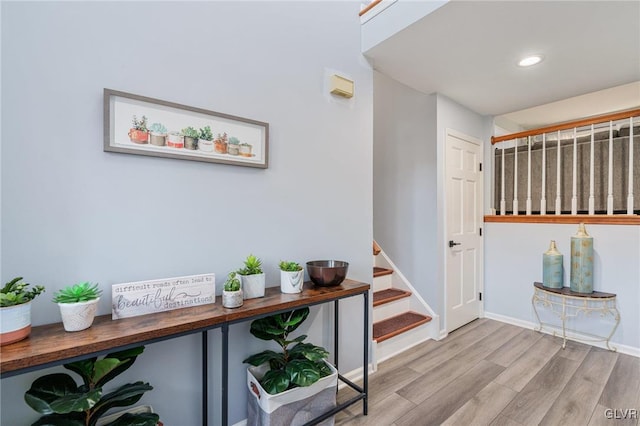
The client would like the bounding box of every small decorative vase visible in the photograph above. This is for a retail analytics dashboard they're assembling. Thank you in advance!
[542,240,563,289]
[198,139,214,152]
[222,290,243,308]
[167,132,184,148]
[280,270,304,294]
[240,273,265,299]
[228,144,240,156]
[149,132,166,147]
[0,302,32,345]
[570,223,594,293]
[59,298,99,332]
[184,136,198,150]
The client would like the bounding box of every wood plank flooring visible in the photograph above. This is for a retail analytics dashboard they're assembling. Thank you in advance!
[336,319,640,426]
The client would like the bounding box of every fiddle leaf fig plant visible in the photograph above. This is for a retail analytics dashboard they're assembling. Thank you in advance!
[24,346,159,426]
[243,307,332,395]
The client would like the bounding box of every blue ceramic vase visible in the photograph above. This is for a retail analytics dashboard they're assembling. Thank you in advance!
[570,223,594,293]
[542,240,563,289]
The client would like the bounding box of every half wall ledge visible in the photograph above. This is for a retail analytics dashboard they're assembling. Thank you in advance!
[484,215,640,225]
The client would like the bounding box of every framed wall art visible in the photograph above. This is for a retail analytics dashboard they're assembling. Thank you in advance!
[103,89,269,168]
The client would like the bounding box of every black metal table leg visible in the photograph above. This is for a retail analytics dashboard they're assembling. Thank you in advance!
[222,323,229,426]
[334,300,339,369]
[202,331,208,426]
[363,290,369,415]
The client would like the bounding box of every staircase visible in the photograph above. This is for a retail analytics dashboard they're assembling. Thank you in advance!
[371,241,437,367]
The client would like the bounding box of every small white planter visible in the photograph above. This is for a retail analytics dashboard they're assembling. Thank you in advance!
[280,270,304,294]
[0,302,32,345]
[247,361,337,425]
[240,273,265,299]
[198,139,214,152]
[222,290,243,308]
[59,298,99,332]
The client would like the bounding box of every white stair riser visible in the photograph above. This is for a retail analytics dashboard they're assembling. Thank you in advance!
[372,274,393,291]
[373,298,411,322]
[374,322,433,365]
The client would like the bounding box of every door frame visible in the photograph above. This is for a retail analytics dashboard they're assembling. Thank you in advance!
[443,128,484,334]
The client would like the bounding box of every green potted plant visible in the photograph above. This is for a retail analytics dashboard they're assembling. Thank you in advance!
[237,254,265,299]
[148,122,167,147]
[166,130,184,148]
[198,125,214,152]
[243,307,337,425]
[24,346,160,426]
[239,142,253,157]
[214,132,228,154]
[128,115,149,144]
[222,272,243,309]
[53,282,102,332]
[279,261,304,294]
[227,136,240,156]
[0,277,45,346]
[181,126,199,150]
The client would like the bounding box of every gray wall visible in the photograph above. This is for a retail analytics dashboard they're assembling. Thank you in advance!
[0,2,372,425]
[372,72,438,314]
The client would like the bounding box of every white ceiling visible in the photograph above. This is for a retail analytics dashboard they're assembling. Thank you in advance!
[364,1,640,124]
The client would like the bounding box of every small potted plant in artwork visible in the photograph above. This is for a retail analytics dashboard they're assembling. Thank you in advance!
[239,142,253,157]
[53,281,102,332]
[237,254,265,299]
[182,127,199,150]
[0,277,45,346]
[198,125,214,152]
[227,136,241,156]
[128,115,149,144]
[214,132,229,154]
[167,130,184,148]
[243,307,337,425]
[279,261,304,294]
[222,272,243,309]
[148,122,167,146]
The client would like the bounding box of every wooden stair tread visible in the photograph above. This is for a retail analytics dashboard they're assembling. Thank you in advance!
[373,266,393,277]
[373,288,412,307]
[373,312,432,343]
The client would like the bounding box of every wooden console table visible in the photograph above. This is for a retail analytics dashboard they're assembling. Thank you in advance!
[531,282,619,351]
[1,279,370,426]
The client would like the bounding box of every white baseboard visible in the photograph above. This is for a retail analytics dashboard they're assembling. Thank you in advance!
[484,311,640,358]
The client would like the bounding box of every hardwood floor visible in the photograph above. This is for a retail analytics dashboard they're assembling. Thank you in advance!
[336,319,640,426]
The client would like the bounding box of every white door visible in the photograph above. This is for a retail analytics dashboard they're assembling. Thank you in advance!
[445,129,483,332]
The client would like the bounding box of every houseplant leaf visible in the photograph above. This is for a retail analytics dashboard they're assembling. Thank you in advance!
[95,347,144,387]
[103,412,160,426]
[64,358,97,387]
[91,358,127,387]
[288,342,330,362]
[260,369,290,395]
[24,373,82,414]
[285,359,321,387]
[31,413,85,426]
[88,381,153,425]
[242,350,285,368]
[48,389,102,414]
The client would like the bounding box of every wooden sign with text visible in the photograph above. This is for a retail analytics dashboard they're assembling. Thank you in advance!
[112,273,215,320]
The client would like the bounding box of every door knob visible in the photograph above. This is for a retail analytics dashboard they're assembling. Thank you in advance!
[449,240,461,248]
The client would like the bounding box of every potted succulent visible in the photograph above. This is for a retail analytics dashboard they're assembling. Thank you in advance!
[214,132,228,154]
[166,130,184,148]
[198,125,214,152]
[0,277,45,346]
[222,272,243,309]
[24,346,161,426]
[239,142,253,157]
[227,136,241,156]
[148,123,167,147]
[243,307,337,426]
[237,254,265,299]
[279,261,304,294]
[53,282,102,332]
[128,115,149,144]
[182,127,199,150]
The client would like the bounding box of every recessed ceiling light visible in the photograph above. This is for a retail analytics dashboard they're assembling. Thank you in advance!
[518,55,544,67]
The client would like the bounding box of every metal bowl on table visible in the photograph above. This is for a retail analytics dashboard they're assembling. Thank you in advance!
[306,260,349,287]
